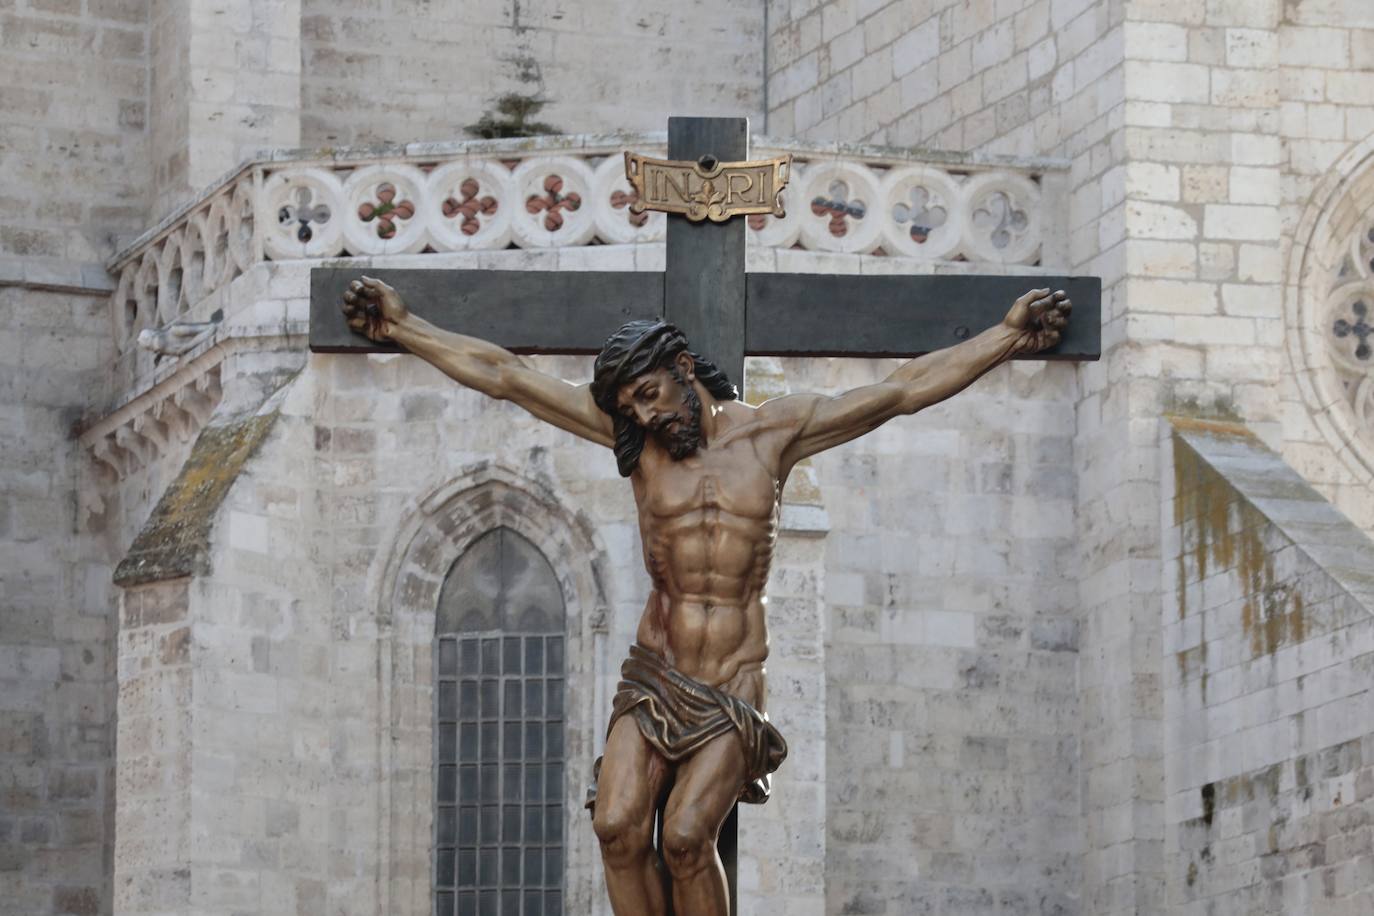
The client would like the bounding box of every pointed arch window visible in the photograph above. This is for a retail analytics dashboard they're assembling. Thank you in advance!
[434,527,567,916]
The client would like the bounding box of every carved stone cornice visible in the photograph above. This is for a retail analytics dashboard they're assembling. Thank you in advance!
[76,346,228,526]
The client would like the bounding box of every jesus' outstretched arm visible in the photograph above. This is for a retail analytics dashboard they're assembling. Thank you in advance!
[341,276,614,447]
[767,287,1071,468]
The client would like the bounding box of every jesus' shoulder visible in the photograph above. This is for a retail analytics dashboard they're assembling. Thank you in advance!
[751,382,913,473]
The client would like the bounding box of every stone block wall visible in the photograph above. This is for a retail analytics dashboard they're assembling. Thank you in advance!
[148,0,188,222]
[0,288,118,916]
[1163,421,1374,914]
[113,580,192,914]
[299,0,765,146]
[1274,1,1374,532]
[765,0,1112,155]
[149,0,301,219]
[0,0,150,269]
[801,355,1082,914]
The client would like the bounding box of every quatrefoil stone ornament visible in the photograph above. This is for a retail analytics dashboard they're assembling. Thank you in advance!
[281,187,330,244]
[960,172,1042,264]
[878,166,965,260]
[426,160,517,251]
[892,188,945,243]
[264,170,346,259]
[511,156,597,247]
[799,162,882,253]
[358,183,416,240]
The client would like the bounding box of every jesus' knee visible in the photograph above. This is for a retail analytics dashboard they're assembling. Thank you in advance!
[661,813,716,880]
[592,805,652,869]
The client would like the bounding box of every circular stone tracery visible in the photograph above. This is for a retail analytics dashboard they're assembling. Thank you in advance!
[1323,221,1374,424]
[1288,136,1374,482]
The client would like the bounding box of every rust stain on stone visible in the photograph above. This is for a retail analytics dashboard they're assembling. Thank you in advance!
[114,413,280,587]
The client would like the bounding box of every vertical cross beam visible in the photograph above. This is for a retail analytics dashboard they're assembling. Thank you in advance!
[661,116,747,914]
[665,117,749,392]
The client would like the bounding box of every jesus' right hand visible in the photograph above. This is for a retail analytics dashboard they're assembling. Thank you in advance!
[341,276,410,343]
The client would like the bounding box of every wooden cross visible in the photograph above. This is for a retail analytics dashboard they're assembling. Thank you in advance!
[308,117,1100,913]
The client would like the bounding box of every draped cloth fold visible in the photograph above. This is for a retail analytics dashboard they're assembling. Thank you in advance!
[585,644,788,813]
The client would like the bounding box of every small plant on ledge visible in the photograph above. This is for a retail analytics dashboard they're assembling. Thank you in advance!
[465,94,562,139]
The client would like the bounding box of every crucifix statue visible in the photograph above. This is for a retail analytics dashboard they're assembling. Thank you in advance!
[312,117,1098,916]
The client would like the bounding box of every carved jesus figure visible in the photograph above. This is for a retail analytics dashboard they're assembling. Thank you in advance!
[341,278,1071,916]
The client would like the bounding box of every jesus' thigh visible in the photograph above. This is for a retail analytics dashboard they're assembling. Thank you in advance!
[593,715,670,849]
[661,729,748,852]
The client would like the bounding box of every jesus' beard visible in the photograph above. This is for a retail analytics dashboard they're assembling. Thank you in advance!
[655,372,704,460]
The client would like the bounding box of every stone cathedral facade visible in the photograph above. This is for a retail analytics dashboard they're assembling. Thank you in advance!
[3,1,1374,915]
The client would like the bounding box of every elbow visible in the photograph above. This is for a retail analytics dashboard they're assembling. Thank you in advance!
[484,366,518,401]
[897,392,934,416]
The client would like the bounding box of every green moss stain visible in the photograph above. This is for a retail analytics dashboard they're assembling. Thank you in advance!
[1170,423,1309,701]
[114,412,279,586]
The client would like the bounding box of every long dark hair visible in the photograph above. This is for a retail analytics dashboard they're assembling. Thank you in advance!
[590,320,738,476]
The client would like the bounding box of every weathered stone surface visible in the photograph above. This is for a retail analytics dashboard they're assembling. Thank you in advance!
[1163,421,1374,914]
[113,414,281,587]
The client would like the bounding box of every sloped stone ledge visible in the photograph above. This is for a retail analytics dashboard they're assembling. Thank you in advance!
[1167,417,1374,617]
[112,411,279,588]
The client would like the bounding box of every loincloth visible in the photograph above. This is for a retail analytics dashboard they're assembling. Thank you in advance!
[585,643,787,813]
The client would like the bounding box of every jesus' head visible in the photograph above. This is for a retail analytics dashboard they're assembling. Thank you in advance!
[590,319,739,477]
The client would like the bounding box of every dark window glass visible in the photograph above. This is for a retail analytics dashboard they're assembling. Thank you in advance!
[482,638,501,674]
[437,849,455,887]
[524,806,543,844]
[437,807,457,845]
[459,807,477,844]
[436,528,566,915]
[438,766,456,804]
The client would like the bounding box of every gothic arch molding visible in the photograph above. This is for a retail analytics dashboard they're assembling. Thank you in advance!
[373,462,613,916]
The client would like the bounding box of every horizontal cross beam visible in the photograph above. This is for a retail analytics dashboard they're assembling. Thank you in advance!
[746,273,1099,361]
[309,268,1100,362]
[309,269,663,354]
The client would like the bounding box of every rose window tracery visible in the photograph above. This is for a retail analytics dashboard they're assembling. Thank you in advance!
[1333,300,1372,363]
[1324,219,1374,426]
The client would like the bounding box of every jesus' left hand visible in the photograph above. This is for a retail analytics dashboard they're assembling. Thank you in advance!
[1003,288,1072,356]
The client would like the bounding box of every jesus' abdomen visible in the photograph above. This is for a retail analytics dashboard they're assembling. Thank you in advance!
[634,466,779,696]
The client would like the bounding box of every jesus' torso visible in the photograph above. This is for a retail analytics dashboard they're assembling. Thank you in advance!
[627,403,790,707]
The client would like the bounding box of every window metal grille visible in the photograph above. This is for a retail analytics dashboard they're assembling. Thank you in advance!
[435,529,566,916]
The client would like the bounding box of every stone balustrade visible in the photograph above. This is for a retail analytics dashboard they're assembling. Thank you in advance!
[105,133,1067,355]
